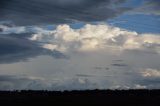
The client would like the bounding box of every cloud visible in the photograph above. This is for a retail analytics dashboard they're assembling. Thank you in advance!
[0,24,26,34]
[0,0,130,25]
[110,84,147,89]
[0,32,68,63]
[0,75,48,90]
[29,24,160,54]
[111,63,128,67]
[0,23,52,35]
[0,75,104,90]
[140,68,160,77]
[0,23,160,90]
[0,34,44,63]
[130,0,160,15]
[75,74,113,78]
[1,67,160,90]
[0,23,70,63]
[134,68,160,89]
[134,84,147,89]
[0,74,149,90]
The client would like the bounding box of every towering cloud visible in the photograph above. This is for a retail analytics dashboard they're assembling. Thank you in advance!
[30,24,160,54]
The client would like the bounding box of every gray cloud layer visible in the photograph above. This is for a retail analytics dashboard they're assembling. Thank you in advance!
[1,69,160,90]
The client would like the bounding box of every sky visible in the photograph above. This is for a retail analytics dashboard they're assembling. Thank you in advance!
[0,0,160,90]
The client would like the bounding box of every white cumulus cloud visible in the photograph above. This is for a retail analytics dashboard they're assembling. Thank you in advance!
[0,24,26,34]
[140,68,160,77]
[29,24,160,54]
[135,84,147,89]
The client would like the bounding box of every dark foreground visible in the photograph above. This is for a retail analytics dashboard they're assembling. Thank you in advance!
[0,90,160,106]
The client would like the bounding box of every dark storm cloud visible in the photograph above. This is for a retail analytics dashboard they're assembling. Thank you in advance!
[0,34,43,63]
[0,28,3,32]
[0,33,32,39]
[0,33,68,64]
[0,0,129,25]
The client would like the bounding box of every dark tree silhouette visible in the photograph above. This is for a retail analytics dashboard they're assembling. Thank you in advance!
[0,89,160,105]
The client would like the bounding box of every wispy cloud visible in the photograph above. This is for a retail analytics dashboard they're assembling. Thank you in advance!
[129,0,160,15]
